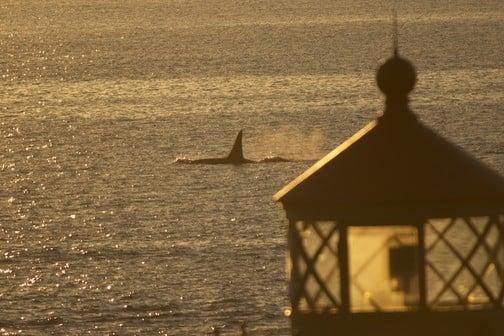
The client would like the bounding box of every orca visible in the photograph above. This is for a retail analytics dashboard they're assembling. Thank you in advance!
[174,130,297,165]
[188,130,255,165]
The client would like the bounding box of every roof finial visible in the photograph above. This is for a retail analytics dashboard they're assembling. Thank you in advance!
[376,1,416,117]
[393,5,399,57]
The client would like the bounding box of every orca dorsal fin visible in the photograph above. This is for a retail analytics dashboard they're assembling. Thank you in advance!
[227,130,244,160]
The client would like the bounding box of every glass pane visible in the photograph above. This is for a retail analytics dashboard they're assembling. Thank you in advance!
[447,218,477,259]
[289,221,340,313]
[349,226,419,312]
[426,216,504,310]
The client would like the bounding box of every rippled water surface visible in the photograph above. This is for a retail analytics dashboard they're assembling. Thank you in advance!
[1,1,503,335]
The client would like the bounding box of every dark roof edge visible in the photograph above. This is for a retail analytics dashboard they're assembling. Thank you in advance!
[273,120,378,202]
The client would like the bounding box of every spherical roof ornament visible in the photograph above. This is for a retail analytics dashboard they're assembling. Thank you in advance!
[376,52,416,98]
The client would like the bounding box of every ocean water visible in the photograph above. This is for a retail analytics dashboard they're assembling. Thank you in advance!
[0,1,503,335]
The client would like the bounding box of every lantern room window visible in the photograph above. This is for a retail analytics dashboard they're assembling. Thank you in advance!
[425,216,504,310]
[289,221,341,313]
[349,226,419,312]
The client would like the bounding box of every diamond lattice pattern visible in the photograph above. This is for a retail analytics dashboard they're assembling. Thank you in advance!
[426,216,504,310]
[291,221,340,313]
